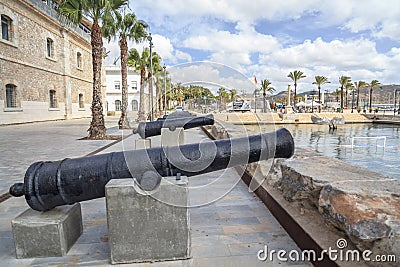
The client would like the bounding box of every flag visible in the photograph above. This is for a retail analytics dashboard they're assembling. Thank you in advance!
[253,75,257,85]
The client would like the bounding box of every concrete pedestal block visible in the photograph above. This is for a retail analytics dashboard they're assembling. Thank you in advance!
[135,138,151,149]
[161,127,184,147]
[106,177,190,264]
[11,203,82,258]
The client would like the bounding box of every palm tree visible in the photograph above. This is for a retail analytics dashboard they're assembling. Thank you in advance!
[346,83,355,112]
[312,76,330,112]
[260,79,275,112]
[103,11,147,129]
[128,48,150,121]
[368,80,381,113]
[58,0,128,139]
[354,81,367,111]
[287,70,306,109]
[339,76,351,112]
[218,88,229,111]
[229,89,237,102]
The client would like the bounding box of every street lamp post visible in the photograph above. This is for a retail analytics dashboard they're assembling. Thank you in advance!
[147,33,154,121]
[163,64,167,116]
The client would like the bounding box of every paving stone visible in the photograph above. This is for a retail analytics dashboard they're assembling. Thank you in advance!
[0,118,306,266]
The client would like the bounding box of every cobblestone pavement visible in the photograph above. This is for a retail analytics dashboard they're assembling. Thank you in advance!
[0,117,309,266]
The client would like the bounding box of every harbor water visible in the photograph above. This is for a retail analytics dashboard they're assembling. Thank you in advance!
[251,123,400,181]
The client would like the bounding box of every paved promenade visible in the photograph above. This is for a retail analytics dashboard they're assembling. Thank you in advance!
[0,117,309,266]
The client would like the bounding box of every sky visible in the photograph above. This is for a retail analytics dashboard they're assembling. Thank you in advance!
[104,0,400,94]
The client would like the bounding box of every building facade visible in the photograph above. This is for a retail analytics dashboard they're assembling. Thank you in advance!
[0,0,99,125]
[105,66,143,115]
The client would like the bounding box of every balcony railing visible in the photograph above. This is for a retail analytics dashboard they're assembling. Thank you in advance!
[26,0,91,41]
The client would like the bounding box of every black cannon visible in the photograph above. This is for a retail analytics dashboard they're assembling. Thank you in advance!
[9,128,294,211]
[136,114,214,139]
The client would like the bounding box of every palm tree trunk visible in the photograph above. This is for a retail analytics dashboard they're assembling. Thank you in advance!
[293,83,297,110]
[155,79,161,116]
[340,86,344,112]
[118,36,129,129]
[345,88,348,108]
[318,86,321,113]
[356,88,360,112]
[263,91,266,112]
[369,87,373,113]
[138,67,146,121]
[88,20,106,139]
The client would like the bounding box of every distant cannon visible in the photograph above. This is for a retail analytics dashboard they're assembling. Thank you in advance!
[135,114,214,139]
[9,128,294,211]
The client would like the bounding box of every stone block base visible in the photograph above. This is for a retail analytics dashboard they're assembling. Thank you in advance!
[105,177,190,264]
[12,203,82,258]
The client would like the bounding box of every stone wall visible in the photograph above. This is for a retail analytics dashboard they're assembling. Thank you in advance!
[0,0,97,124]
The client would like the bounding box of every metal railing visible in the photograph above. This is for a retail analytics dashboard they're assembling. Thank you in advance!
[26,0,90,41]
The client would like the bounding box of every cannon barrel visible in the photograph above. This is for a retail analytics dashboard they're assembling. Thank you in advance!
[136,114,214,139]
[9,128,294,211]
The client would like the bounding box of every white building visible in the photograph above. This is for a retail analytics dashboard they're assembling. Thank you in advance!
[105,66,142,114]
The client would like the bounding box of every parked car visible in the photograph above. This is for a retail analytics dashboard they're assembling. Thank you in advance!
[175,106,184,112]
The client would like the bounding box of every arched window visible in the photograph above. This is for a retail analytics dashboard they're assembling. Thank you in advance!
[1,15,12,41]
[5,84,17,108]
[49,90,57,108]
[46,38,54,58]
[78,93,84,108]
[76,52,82,68]
[131,100,138,111]
[115,100,121,111]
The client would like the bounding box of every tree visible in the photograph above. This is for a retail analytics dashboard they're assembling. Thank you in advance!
[353,81,367,111]
[312,76,330,112]
[260,79,275,112]
[287,70,306,109]
[339,76,351,112]
[217,88,229,111]
[229,89,237,102]
[368,80,381,113]
[58,0,128,139]
[346,82,355,112]
[103,11,147,129]
[128,48,149,121]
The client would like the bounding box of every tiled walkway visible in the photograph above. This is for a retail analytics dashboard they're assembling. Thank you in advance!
[0,118,309,266]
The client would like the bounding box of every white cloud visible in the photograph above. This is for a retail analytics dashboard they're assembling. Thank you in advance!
[103,34,191,66]
[121,0,400,94]
[168,62,254,94]
[131,0,400,40]
[252,37,400,92]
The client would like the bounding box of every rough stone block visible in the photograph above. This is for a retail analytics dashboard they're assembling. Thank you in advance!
[12,203,82,258]
[105,177,190,264]
[161,127,184,147]
[135,138,151,149]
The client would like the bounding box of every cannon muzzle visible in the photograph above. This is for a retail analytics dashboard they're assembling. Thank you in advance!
[136,114,214,139]
[10,128,294,211]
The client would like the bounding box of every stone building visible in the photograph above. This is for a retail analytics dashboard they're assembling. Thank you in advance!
[105,66,142,115]
[0,0,100,125]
